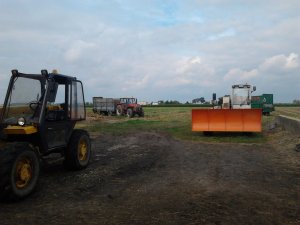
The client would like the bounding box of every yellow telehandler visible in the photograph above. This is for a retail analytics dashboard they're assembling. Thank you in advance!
[0,70,91,200]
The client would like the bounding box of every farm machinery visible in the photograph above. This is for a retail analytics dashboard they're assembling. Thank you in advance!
[192,84,262,132]
[93,97,144,118]
[92,97,120,115]
[251,94,275,115]
[116,98,144,118]
[0,70,91,200]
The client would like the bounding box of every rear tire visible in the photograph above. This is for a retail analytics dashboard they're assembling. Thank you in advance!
[64,129,91,170]
[116,105,123,116]
[0,143,40,201]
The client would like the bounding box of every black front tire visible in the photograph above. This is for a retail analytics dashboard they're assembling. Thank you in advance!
[0,143,40,201]
[64,130,91,170]
[127,108,133,118]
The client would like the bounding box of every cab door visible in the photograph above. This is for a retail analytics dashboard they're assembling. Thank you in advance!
[44,83,74,150]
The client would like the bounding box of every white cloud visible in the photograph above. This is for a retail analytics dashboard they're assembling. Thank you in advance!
[259,53,299,72]
[224,53,299,82]
[122,74,150,91]
[286,53,299,69]
[224,68,258,82]
[208,28,236,41]
[155,56,216,88]
[64,40,95,63]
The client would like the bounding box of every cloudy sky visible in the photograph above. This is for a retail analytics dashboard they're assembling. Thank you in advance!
[0,0,299,103]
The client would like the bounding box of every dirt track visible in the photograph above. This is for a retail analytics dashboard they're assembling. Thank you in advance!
[0,129,299,225]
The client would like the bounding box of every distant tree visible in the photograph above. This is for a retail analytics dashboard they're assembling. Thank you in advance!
[185,101,190,104]
[199,97,205,104]
[293,99,300,104]
[192,97,205,104]
[85,102,93,107]
[170,100,180,104]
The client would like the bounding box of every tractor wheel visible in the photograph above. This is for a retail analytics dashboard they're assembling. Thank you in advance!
[64,129,91,170]
[127,108,133,118]
[139,108,144,117]
[0,143,40,201]
[116,105,123,116]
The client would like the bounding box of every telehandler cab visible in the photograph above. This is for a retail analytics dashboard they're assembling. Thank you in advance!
[0,70,91,200]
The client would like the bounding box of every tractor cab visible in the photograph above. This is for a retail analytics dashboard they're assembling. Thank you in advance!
[1,70,85,152]
[231,84,256,109]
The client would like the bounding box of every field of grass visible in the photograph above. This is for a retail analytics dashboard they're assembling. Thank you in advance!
[0,105,298,143]
[273,107,300,119]
[79,107,276,143]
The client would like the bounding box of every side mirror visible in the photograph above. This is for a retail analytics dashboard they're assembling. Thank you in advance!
[252,86,256,92]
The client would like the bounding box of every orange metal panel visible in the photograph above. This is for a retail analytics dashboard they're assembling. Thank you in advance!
[192,109,262,132]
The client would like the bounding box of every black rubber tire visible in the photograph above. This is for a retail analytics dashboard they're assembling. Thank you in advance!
[64,129,91,170]
[116,105,123,116]
[139,108,144,117]
[0,143,40,201]
[127,108,133,118]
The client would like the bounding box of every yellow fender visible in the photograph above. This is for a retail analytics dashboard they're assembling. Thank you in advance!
[4,126,38,135]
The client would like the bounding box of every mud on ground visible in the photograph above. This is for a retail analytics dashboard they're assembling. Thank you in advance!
[0,128,299,225]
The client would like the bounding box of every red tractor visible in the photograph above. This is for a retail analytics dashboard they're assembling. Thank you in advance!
[116,98,144,118]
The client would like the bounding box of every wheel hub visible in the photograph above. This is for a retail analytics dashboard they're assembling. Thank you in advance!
[78,139,88,161]
[16,158,32,188]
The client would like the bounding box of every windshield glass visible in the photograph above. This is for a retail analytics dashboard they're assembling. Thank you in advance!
[232,88,250,105]
[3,76,42,124]
[120,98,136,104]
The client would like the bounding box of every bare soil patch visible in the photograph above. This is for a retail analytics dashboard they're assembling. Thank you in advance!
[0,129,299,225]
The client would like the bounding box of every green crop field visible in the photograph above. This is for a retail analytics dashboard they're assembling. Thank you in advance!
[273,107,300,119]
[80,107,273,143]
[0,105,298,143]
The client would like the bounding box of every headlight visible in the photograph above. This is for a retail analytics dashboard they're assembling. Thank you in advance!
[17,117,25,126]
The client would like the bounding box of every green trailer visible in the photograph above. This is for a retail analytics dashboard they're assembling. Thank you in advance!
[251,94,275,115]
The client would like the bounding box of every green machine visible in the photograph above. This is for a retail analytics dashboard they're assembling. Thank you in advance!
[251,94,275,115]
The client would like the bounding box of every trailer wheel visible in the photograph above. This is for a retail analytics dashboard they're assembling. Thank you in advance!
[127,108,133,118]
[0,143,40,201]
[64,129,91,170]
[116,105,123,116]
